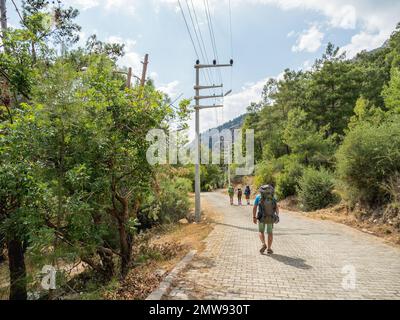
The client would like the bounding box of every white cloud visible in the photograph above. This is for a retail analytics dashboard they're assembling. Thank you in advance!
[241,0,398,57]
[150,72,159,81]
[292,25,324,53]
[196,73,284,135]
[69,0,100,10]
[104,0,136,15]
[195,76,269,133]
[221,78,266,120]
[106,36,142,72]
[158,80,180,97]
[340,30,389,58]
[329,5,357,29]
[68,0,136,15]
[163,0,398,57]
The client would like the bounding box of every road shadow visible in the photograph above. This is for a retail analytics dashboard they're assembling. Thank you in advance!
[215,222,339,236]
[266,254,313,270]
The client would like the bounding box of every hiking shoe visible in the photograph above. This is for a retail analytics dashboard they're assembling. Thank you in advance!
[260,245,267,254]
[267,249,274,255]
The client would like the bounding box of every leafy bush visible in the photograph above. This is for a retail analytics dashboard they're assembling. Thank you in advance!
[174,177,193,194]
[336,118,400,206]
[139,177,191,228]
[275,159,304,200]
[382,175,400,229]
[201,165,225,191]
[297,167,339,211]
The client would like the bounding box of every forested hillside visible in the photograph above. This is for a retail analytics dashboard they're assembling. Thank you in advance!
[243,24,400,225]
[212,114,246,132]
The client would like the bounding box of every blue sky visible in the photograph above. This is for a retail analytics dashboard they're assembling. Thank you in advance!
[7,0,400,137]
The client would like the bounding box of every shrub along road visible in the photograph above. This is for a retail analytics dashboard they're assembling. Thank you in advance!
[164,191,400,300]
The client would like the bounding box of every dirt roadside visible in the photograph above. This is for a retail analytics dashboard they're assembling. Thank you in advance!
[105,192,223,300]
[279,199,400,247]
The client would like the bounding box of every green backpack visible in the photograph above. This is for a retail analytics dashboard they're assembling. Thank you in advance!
[257,197,277,220]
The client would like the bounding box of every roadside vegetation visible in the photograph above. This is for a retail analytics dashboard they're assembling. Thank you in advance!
[0,1,195,300]
[244,24,400,235]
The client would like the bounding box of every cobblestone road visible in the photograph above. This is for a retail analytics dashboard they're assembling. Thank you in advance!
[164,191,400,300]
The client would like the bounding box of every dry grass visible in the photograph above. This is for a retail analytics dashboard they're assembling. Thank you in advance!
[104,192,222,300]
[280,200,400,247]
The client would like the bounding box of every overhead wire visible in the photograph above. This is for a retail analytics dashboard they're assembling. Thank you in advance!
[185,0,213,88]
[189,0,215,86]
[178,0,234,128]
[225,0,235,125]
[203,0,223,125]
[177,0,200,59]
[204,0,223,86]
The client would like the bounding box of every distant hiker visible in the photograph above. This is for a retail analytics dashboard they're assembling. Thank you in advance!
[228,185,234,205]
[253,185,280,255]
[237,187,243,206]
[244,185,251,205]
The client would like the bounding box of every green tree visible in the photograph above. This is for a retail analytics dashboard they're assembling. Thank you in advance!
[283,108,335,167]
[348,96,387,130]
[382,66,400,112]
[306,43,363,136]
[77,56,175,277]
[0,105,50,300]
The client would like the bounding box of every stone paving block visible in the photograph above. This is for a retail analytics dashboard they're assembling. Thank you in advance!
[163,192,400,300]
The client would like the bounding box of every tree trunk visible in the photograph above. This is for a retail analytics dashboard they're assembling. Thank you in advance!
[7,239,27,300]
[92,212,115,281]
[31,42,37,64]
[0,244,5,264]
[114,195,132,278]
[118,220,132,278]
[98,249,114,281]
[0,232,5,263]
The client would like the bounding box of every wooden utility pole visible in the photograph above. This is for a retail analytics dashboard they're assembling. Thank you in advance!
[113,67,139,89]
[126,67,132,88]
[140,54,149,87]
[194,60,233,222]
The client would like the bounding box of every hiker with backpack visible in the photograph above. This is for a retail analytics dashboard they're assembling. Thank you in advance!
[253,185,280,255]
[228,185,234,205]
[237,187,243,206]
[244,186,251,205]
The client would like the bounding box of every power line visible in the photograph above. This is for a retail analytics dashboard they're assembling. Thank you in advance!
[228,0,233,59]
[204,0,223,87]
[228,0,234,93]
[185,0,213,87]
[189,0,215,86]
[177,0,200,59]
[10,0,25,28]
[203,0,217,61]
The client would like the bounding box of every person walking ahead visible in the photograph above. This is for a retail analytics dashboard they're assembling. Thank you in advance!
[244,185,251,205]
[228,185,234,205]
[237,187,243,206]
[253,185,280,255]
